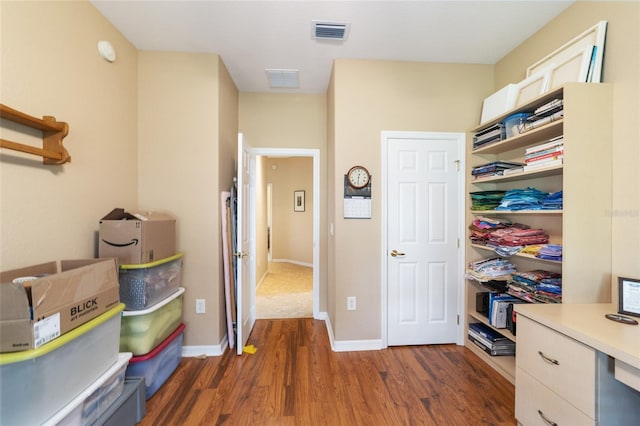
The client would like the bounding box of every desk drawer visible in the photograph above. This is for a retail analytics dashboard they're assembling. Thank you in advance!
[516,315,596,417]
[516,368,595,426]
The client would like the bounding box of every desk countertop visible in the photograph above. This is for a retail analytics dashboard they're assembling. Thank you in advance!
[515,303,640,369]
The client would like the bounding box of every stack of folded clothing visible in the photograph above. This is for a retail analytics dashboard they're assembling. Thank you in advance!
[495,187,549,211]
[542,190,563,210]
[508,269,562,303]
[466,257,517,285]
[487,226,549,248]
[469,190,506,210]
[536,244,563,261]
[468,216,511,245]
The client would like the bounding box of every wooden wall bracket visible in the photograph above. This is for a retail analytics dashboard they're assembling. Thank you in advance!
[0,104,71,164]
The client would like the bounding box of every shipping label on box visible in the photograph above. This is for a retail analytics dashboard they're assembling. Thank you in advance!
[99,208,176,264]
[0,258,120,352]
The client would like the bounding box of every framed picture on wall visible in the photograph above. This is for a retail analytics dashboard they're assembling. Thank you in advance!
[294,190,305,212]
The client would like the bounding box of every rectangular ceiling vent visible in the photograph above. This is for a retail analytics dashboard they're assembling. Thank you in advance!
[265,69,299,89]
[312,21,350,41]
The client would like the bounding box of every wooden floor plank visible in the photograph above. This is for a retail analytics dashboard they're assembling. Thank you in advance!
[140,319,515,425]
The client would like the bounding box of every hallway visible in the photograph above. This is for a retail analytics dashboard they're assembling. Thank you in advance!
[256,262,313,319]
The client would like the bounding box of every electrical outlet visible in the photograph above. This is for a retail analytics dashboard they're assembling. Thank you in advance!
[196,299,206,314]
[347,296,356,311]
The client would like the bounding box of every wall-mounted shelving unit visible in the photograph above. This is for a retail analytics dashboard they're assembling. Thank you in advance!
[465,83,613,384]
[0,104,71,164]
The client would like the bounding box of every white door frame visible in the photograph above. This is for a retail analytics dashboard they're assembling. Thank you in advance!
[267,183,273,262]
[380,131,466,347]
[251,148,321,318]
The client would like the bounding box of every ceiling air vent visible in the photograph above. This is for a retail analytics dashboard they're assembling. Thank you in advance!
[312,21,350,41]
[265,69,299,89]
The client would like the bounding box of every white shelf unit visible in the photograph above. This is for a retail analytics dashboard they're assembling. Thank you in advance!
[465,83,613,384]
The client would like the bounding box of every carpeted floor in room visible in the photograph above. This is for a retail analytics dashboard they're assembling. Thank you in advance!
[256,262,312,319]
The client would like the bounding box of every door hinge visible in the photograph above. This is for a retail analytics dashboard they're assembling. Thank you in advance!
[457,238,460,248]
[457,314,460,325]
[454,159,461,171]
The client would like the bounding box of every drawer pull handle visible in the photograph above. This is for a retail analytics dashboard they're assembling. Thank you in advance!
[537,409,558,426]
[538,350,559,365]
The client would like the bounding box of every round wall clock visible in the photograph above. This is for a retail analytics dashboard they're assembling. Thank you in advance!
[347,165,370,189]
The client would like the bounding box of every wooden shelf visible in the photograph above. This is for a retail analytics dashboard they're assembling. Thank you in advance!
[470,209,562,215]
[473,120,563,155]
[465,84,613,384]
[468,311,517,343]
[471,164,563,183]
[472,87,564,132]
[0,104,71,164]
[465,337,515,384]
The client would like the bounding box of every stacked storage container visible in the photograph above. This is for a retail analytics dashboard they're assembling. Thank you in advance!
[119,254,185,400]
[98,208,184,400]
[0,259,143,425]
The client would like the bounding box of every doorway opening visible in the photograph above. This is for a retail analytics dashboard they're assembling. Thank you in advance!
[250,148,320,320]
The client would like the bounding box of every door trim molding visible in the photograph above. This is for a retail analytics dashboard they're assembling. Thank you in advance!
[380,131,466,348]
[251,148,321,318]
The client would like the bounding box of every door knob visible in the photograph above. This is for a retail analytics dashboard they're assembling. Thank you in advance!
[390,249,405,257]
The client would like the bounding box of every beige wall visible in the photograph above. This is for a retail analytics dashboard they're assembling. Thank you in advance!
[495,1,640,301]
[330,59,494,340]
[4,0,637,350]
[239,93,327,311]
[138,52,238,347]
[255,156,269,283]
[267,157,313,264]
[1,1,138,269]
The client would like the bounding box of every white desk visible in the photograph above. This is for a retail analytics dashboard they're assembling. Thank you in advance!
[515,303,640,425]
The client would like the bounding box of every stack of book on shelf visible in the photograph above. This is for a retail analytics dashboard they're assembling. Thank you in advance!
[472,161,525,180]
[488,293,523,328]
[521,98,564,133]
[473,123,505,149]
[524,136,564,170]
[468,322,515,356]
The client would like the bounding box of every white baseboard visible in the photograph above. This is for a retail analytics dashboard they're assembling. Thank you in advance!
[270,258,313,268]
[182,313,383,357]
[323,315,384,352]
[182,334,228,357]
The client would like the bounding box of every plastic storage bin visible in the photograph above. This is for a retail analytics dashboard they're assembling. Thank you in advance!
[126,323,185,399]
[503,112,532,138]
[119,253,183,310]
[0,303,124,426]
[96,377,146,426]
[43,352,132,426]
[120,287,185,355]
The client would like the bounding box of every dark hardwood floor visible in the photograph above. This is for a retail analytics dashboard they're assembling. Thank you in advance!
[140,319,515,425]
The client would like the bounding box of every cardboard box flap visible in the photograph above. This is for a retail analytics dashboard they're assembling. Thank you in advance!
[100,208,175,223]
[0,261,57,285]
[0,282,31,321]
[60,258,113,271]
[130,210,175,222]
[100,208,138,221]
[30,258,118,316]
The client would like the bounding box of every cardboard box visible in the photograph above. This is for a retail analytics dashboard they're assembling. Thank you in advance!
[99,208,176,264]
[0,258,120,352]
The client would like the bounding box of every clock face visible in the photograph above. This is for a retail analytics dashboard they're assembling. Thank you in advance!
[347,166,370,189]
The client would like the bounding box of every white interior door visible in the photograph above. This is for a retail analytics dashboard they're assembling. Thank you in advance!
[236,133,256,355]
[386,132,463,346]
